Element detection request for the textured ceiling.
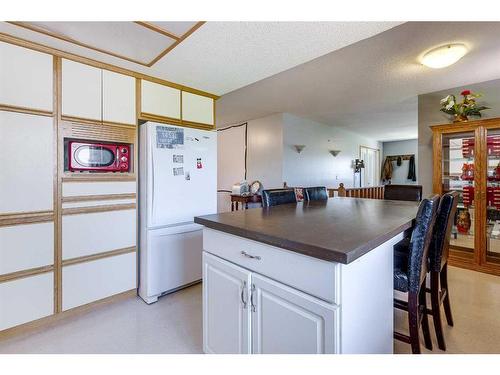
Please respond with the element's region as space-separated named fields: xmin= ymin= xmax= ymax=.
xmin=217 ymin=22 xmax=500 ymax=141
xmin=0 ymin=21 xmax=400 ymax=95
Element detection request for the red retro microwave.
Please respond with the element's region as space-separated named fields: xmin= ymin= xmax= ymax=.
xmin=69 ymin=141 xmax=130 ymax=172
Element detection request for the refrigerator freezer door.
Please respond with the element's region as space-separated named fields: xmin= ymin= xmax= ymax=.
xmin=141 ymin=223 xmax=203 ymax=303
xmin=147 ymin=123 xmax=217 ymax=228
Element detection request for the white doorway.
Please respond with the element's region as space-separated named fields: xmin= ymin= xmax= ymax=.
xmin=360 ymin=146 xmax=380 ymax=187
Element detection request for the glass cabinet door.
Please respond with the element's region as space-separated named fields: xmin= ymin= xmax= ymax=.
xmin=442 ymin=131 xmax=476 ymax=255
xmin=483 ymin=128 xmax=500 ymax=266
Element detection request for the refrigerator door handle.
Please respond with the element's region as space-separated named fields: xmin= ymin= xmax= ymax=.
xmin=150 ymin=131 xmax=155 ymax=221
xmin=157 ymin=228 xmax=201 ymax=237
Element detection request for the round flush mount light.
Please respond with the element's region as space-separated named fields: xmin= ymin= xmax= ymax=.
xmin=421 ymin=44 xmax=468 ymax=69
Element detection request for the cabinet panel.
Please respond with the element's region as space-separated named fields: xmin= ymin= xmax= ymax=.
xmin=62 ymin=181 xmax=136 ymax=197
xmin=0 ymin=112 xmax=53 ymax=213
xmin=182 ymin=91 xmax=214 ymax=125
xmin=251 ymin=273 xmax=338 ymax=354
xmin=0 ymin=42 xmax=53 ymax=111
xmin=0 ymin=222 xmax=54 ymax=274
xmin=62 ymin=59 xmax=101 ymax=121
xmin=141 ymin=80 xmax=180 ymax=119
xmin=0 ymin=272 xmax=54 ymax=331
xmin=62 ymin=252 xmax=136 ymax=310
xmin=62 ymin=209 xmax=136 ymax=260
xmin=102 ymin=70 xmax=136 ymax=125
xmin=203 ymin=252 xmax=251 ymax=354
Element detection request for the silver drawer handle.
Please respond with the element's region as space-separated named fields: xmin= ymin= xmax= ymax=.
xmin=241 ymin=251 xmax=261 ymax=260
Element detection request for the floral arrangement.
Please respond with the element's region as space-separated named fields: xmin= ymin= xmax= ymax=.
xmin=440 ymin=90 xmax=489 ymax=122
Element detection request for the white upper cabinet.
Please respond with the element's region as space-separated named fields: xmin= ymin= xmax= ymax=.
xmin=141 ymin=80 xmax=180 ymax=119
xmin=102 ymin=70 xmax=136 ymax=125
xmin=182 ymin=91 xmax=214 ymax=125
xmin=62 ymin=59 xmax=102 ymax=121
xmin=0 ymin=42 xmax=53 ymax=111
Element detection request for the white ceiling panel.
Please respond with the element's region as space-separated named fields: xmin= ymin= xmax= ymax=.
xmin=26 ymin=22 xmax=176 ymax=64
xmin=150 ymin=21 xmax=199 ymax=38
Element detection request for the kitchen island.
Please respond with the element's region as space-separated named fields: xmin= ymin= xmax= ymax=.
xmin=194 ymin=197 xmax=419 ymax=354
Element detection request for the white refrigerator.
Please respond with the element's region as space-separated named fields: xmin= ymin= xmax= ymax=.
xmin=139 ymin=122 xmax=217 ymax=304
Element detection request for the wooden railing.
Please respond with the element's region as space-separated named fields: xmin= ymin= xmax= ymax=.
xmin=328 ymin=183 xmax=385 ymax=199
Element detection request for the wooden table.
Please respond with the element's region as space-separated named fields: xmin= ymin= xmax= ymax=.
xmin=230 ymin=194 xmax=262 ymax=211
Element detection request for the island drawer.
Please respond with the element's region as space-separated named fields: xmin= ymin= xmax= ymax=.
xmin=203 ymin=228 xmax=339 ymax=304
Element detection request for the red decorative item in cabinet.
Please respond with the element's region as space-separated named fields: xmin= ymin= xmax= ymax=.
xmin=463 ymin=185 xmax=474 ymax=207
xmin=487 ymin=135 xmax=500 ymax=156
xmin=461 ymin=163 xmax=474 ymax=181
xmin=487 ymin=186 xmax=500 ymax=209
xmin=462 ymin=138 xmax=474 ymax=158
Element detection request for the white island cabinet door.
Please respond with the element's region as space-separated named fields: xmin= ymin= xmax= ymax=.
xmin=251 ymin=273 xmax=339 ymax=354
xmin=102 ymin=69 xmax=136 ymax=125
xmin=203 ymin=253 xmax=251 ymax=354
xmin=62 ymin=59 xmax=102 ymax=121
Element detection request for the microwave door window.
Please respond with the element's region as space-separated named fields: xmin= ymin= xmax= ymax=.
xmin=75 ymin=145 xmax=115 ymax=167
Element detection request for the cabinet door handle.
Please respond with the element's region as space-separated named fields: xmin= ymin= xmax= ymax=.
xmin=250 ymin=283 xmax=256 ymax=312
xmin=241 ymin=281 xmax=248 ymax=309
xmin=241 ymin=251 xmax=261 ymax=260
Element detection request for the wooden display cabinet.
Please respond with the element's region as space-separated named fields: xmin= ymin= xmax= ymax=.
xmin=432 ymin=117 xmax=500 ymax=276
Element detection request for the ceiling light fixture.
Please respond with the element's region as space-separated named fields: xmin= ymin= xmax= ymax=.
xmin=421 ymin=44 xmax=468 ymax=69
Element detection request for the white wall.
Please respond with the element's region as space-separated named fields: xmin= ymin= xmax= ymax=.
xmin=382 ymin=139 xmax=418 ymax=185
xmin=217 ymin=113 xmax=283 ymax=212
xmin=282 ymin=113 xmax=382 ymax=189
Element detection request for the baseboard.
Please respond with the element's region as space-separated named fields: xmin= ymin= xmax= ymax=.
xmin=0 ymin=289 xmax=137 ymax=341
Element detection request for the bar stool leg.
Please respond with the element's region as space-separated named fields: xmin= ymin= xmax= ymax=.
xmin=408 ymin=292 xmax=421 ymax=354
xmin=431 ymin=271 xmax=446 ymax=350
xmin=441 ymin=263 xmax=454 ymax=327
xmin=419 ymin=285 xmax=433 ymax=351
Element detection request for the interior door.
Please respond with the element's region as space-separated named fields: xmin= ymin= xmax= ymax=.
xmin=203 ymin=252 xmax=251 ymax=354
xmin=147 ymin=123 xmax=217 ymax=227
xmin=251 ymin=273 xmax=338 ymax=354
xmin=360 ymin=146 xmax=380 ymax=187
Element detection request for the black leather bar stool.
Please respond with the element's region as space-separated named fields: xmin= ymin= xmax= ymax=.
xmin=384 ymin=184 xmax=423 ymax=202
xmin=394 ymin=191 xmax=458 ymax=351
xmin=262 ymin=188 xmax=297 ymax=208
xmin=304 ymin=186 xmax=328 ymax=201
xmin=393 ymin=195 xmax=439 ymax=354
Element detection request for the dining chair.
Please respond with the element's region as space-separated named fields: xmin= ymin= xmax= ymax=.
xmin=304 ymin=186 xmax=328 ymax=201
xmin=262 ymin=188 xmax=297 ymax=208
xmin=394 ymin=191 xmax=458 ymax=350
xmin=393 ymin=195 xmax=440 ymax=354
xmin=384 ymin=184 xmax=423 ymax=202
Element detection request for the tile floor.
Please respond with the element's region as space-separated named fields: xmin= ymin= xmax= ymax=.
xmin=1 ymin=266 xmax=500 ymax=354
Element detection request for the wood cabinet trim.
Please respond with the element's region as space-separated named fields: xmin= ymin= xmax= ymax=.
xmin=0 ymin=265 xmax=54 ymax=284
xmin=62 ymin=174 xmax=136 ymax=183
xmin=0 ymin=104 xmax=53 ymax=117
xmin=62 ymin=246 xmax=137 ymax=267
xmin=62 ymin=193 xmax=136 ymax=203
xmin=0 ymin=211 xmax=54 ymax=227
xmin=62 ymin=203 xmax=136 ymax=216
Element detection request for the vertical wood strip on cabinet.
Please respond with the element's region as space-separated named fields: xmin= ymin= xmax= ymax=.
xmin=54 ymin=56 xmax=63 ymax=313
xmin=475 ymin=125 xmax=486 ymax=266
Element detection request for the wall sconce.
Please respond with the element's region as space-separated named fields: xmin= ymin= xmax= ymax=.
xmin=329 ymin=150 xmax=341 ymax=157
xmin=294 ymin=145 xmax=306 ymax=153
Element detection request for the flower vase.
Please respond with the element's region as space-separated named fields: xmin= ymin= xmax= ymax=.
xmin=454 ymin=114 xmax=468 ymax=123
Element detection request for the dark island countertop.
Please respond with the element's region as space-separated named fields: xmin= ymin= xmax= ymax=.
xmin=194 ymin=197 xmax=419 ymax=264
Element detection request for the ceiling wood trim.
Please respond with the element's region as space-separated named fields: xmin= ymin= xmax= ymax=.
xmin=133 ymin=21 xmax=181 ymax=41
xmin=7 ymin=21 xmax=206 ymax=67
xmin=145 ymin=21 xmax=205 ymax=66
